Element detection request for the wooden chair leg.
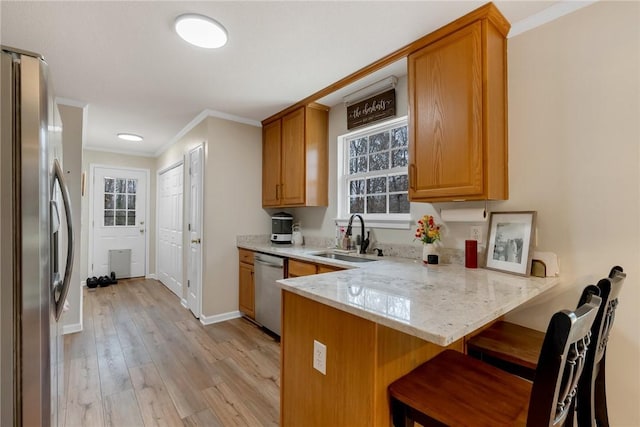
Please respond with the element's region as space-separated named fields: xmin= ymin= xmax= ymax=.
xmin=594 ymin=362 xmax=610 ymax=427
xmin=390 ymin=398 xmax=414 ymax=427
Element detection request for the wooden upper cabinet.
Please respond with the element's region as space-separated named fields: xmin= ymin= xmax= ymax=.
xmin=408 ymin=12 xmax=508 ymax=202
xmin=281 ymin=108 xmax=306 ymax=205
xmin=262 ymin=103 xmax=329 ymax=208
xmin=262 ymin=120 xmax=282 ymax=207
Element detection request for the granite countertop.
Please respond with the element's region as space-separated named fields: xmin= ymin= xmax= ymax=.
xmin=237 ymin=239 xmax=560 ymax=347
xmin=237 ymin=240 xmax=380 ymax=269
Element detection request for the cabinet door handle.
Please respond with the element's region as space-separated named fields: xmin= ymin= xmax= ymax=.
xmin=409 ymin=164 xmax=416 ymax=190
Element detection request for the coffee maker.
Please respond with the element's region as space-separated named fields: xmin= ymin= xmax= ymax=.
xmin=271 ymin=212 xmax=293 ymax=244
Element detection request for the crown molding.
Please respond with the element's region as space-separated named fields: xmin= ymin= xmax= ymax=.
xmin=508 ymin=0 xmax=598 ymax=39
xmin=154 ymin=109 xmax=261 ymax=157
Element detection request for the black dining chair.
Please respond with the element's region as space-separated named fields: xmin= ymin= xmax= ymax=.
xmin=576 ymin=267 xmax=625 ymax=427
xmin=388 ymin=292 xmax=602 ymax=427
xmin=466 ymin=266 xmax=625 ymax=426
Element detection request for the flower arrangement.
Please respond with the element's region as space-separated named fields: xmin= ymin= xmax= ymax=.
xmin=415 ymin=214 xmax=441 ymax=244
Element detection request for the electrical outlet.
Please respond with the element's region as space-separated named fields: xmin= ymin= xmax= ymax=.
xmin=313 ymin=340 xmax=327 ymax=375
xmin=470 ymin=226 xmax=483 ymax=244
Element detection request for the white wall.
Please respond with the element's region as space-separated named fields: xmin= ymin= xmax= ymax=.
xmin=504 ymin=3 xmax=639 ymax=424
xmin=292 ymin=2 xmax=640 ymax=424
xmin=156 ymin=115 xmax=270 ymax=318
xmin=80 ymin=150 xmax=157 ymax=282
xmin=59 ymin=104 xmax=84 ymax=333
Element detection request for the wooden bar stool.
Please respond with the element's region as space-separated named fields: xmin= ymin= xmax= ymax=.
xmin=466 ymin=266 xmax=625 ymax=426
xmin=389 ymin=293 xmax=602 ymax=427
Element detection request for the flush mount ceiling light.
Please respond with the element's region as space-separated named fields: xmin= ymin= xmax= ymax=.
xmin=117 ymin=133 xmax=143 ymax=142
xmin=175 ymin=13 xmax=228 ymax=49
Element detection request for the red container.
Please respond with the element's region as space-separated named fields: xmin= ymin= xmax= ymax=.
xmin=465 ymin=240 xmax=478 ymax=268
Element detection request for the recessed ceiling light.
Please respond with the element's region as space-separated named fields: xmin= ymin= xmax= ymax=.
xmin=175 ymin=13 xmax=228 ymax=49
xmin=117 ymin=133 xmax=143 ymax=142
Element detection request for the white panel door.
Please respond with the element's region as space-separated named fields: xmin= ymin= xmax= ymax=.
xmin=187 ymin=146 xmax=203 ymax=317
xmin=157 ymin=164 xmax=184 ymax=297
xmin=91 ymin=166 xmax=147 ymax=278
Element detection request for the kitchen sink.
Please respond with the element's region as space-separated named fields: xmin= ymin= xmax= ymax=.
xmin=313 ymin=252 xmax=378 ymax=263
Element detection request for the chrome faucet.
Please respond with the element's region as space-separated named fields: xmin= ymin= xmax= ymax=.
xmin=346 ymin=214 xmax=369 ymax=254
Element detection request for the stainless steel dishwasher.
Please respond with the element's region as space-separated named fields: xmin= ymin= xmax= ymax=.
xmin=254 ymin=253 xmax=285 ymax=336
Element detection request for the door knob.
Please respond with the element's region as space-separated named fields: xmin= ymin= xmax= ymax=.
xmin=191 ymin=238 xmax=201 ymax=244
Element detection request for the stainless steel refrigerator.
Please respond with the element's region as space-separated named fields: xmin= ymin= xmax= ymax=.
xmin=1 ymin=46 xmax=74 ymax=426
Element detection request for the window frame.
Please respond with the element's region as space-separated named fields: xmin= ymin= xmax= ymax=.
xmin=103 ymin=176 xmax=138 ymax=227
xmin=336 ymin=116 xmax=411 ymax=229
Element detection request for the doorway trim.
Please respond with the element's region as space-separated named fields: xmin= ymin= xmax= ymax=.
xmin=186 ymin=144 xmax=204 ymax=318
xmin=88 ymin=164 xmax=150 ymax=279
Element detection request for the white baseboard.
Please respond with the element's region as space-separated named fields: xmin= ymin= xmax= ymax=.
xmin=62 ymin=322 xmax=83 ymax=335
xmin=81 ymin=280 xmax=86 ymax=288
xmin=145 ymin=273 xmax=157 ymax=279
xmin=199 ymin=311 xmax=242 ymax=326
xmin=180 ymin=298 xmax=188 ymax=309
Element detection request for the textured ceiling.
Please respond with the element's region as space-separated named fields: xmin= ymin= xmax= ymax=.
xmin=1 ymin=1 xmax=567 ymax=156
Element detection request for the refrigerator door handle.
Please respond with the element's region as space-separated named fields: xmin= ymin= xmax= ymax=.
xmin=52 ymin=158 xmax=74 ymax=321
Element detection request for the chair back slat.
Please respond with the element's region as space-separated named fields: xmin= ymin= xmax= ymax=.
xmin=595 ymin=268 xmax=625 ymax=363
xmin=527 ymin=293 xmax=601 ymax=427
xmin=576 ymin=266 xmax=626 ymax=427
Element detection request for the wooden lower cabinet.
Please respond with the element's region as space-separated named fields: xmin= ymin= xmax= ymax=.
xmin=238 ymin=249 xmax=255 ymax=318
xmin=316 ymin=264 xmax=343 ymax=274
xmin=281 ymin=291 xmax=463 ymax=427
xmin=288 ymin=258 xmax=344 ymax=278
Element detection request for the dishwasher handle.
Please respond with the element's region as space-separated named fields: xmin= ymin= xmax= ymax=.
xmin=254 ymin=258 xmax=284 ymax=269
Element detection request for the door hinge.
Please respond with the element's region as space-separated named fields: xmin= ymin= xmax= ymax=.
xmin=187 ymin=280 xmax=190 ymax=288
xmin=188 ymin=223 xmax=191 ymax=231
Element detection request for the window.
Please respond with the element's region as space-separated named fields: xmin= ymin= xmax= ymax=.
xmin=338 ymin=116 xmax=410 ymax=227
xmin=103 ymin=177 xmax=137 ymax=226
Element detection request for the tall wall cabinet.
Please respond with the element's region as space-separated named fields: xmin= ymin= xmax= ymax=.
xmin=262 ymin=103 xmax=329 ymax=208
xmin=408 ymin=5 xmax=509 ymax=202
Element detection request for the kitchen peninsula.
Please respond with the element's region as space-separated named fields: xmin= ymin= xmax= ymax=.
xmin=238 ymin=241 xmax=559 ymax=426
xmin=276 ymin=255 xmax=558 ymax=426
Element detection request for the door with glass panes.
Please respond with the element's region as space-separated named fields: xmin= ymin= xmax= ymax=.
xmin=91 ymin=166 xmax=147 ymax=278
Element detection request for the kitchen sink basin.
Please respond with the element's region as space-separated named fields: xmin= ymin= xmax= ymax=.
xmin=313 ymin=252 xmax=378 ymax=263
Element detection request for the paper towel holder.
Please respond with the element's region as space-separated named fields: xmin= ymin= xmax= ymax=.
xmin=439 ymin=207 xmax=488 ymax=222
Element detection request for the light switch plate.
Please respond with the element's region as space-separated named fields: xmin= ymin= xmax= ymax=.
xmin=313 ymin=340 xmax=327 ymax=375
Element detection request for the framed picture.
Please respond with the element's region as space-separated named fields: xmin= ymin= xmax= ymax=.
xmin=485 ymin=211 xmax=536 ymax=276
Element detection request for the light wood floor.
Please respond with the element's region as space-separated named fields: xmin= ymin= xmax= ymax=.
xmin=62 ymin=278 xmax=280 ymax=427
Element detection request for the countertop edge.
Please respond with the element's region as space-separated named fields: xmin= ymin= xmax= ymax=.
xmin=277 ymin=277 xmax=559 ymax=346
